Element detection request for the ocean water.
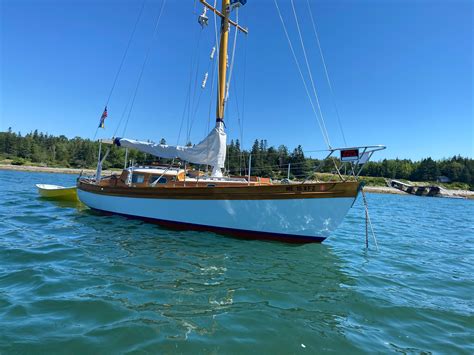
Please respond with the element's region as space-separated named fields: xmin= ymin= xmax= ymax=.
xmin=0 ymin=170 xmax=473 ymax=354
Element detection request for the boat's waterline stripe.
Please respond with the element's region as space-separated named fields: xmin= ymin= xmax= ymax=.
xmin=77 ymin=182 xmax=360 ymax=200
xmin=91 ymin=207 xmax=326 ymax=244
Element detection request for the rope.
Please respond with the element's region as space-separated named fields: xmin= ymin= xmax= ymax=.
xmin=122 ymin=0 xmax=167 ymax=137
xmin=212 ymin=0 xmax=220 ymax=110
xmin=92 ymin=125 xmax=100 ymax=142
xmin=362 ymin=189 xmax=379 ymax=250
xmin=187 ymin=29 xmax=204 ymax=143
xmin=273 ymin=0 xmax=331 ymax=149
xmin=188 ymin=85 xmax=205 ymax=140
xmin=189 ymin=33 xmax=221 ymax=141
xmin=232 ymin=76 xmax=242 ymax=145
xmin=176 ymin=80 xmax=191 ymax=145
xmin=289 ymin=0 xmax=331 ymax=148
xmin=228 ymin=46 xmax=246 ymax=174
xmin=206 ymin=44 xmax=218 ymax=136
xmin=178 ymin=7 xmax=209 ymax=146
xmin=222 ymin=157 xmax=312 ymax=169
xmin=204 ymin=0 xmax=219 ymax=137
xmin=113 ymin=93 xmax=133 ymax=137
xmin=93 ymin=0 xmax=146 ymax=141
xmin=106 ymin=0 xmax=146 ymax=107
xmin=219 ymin=7 xmax=241 ymax=143
xmin=176 ymin=29 xmax=200 ymax=145
xmin=225 ymin=8 xmax=239 ymax=107
xmin=223 ymin=8 xmax=244 ymax=174
xmin=365 ymin=196 xmax=369 ymax=248
xmin=239 ymin=37 xmax=248 ymax=174
xmin=306 ymin=0 xmax=347 ymax=146
xmin=204 ymin=0 xmax=220 ymax=166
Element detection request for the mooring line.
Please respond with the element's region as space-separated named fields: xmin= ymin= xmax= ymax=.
xmin=362 ymin=189 xmax=379 ymax=251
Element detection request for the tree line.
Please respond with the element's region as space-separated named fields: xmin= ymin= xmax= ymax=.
xmin=0 ymin=129 xmax=472 ymax=187
xmin=226 ymin=139 xmax=473 ymax=186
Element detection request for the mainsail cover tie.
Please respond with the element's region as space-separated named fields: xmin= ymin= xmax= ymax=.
xmin=114 ymin=125 xmax=226 ymax=169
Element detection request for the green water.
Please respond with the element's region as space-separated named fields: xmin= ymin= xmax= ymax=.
xmin=0 ymin=170 xmax=473 ymax=354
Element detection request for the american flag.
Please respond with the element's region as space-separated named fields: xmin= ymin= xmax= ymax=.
xmin=99 ymin=106 xmax=108 ymax=128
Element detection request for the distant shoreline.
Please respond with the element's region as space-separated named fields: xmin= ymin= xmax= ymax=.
xmin=1 ymin=164 xmax=472 ymax=199
xmin=0 ymin=164 xmax=117 ymax=176
xmin=360 ymin=186 xmax=473 ymax=199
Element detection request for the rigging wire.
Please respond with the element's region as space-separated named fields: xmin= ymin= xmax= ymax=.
xmin=204 ymin=0 xmax=220 ymax=168
xmin=212 ymin=0 xmax=220 ymax=114
xmin=187 ymin=29 xmax=205 ymax=143
xmin=231 ymin=76 xmax=242 ymax=157
xmin=238 ymin=35 xmax=248 ymax=174
xmin=122 ymin=0 xmax=167 ymax=137
xmin=229 ymin=36 xmax=247 ymax=174
xmin=113 ymin=93 xmax=134 ymax=137
xmin=176 ymin=28 xmax=201 ymax=145
xmin=106 ymin=0 xmax=146 ymax=108
xmin=176 ymin=81 xmax=192 ymax=145
xmin=206 ymin=42 xmax=218 ymax=136
xmin=222 ymin=6 xmax=241 ymax=175
xmin=219 ymin=6 xmax=241 ymax=180
xmin=218 ymin=10 xmax=239 ymax=128
xmin=188 ymin=43 xmax=216 ymax=141
xmin=273 ymin=0 xmax=331 ymax=149
xmin=188 ymin=85 xmax=205 ymax=140
xmin=207 ymin=0 xmax=220 ymax=128
xmin=306 ymin=0 xmax=347 ymax=146
xmin=241 ymin=39 xmax=248 ymax=132
xmin=93 ymin=0 xmax=147 ymax=141
xmin=289 ymin=0 xmax=331 ymax=148
xmin=225 ymin=8 xmax=239 ymax=107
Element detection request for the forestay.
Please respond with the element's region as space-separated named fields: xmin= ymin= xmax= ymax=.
xmin=115 ymin=124 xmax=227 ymax=171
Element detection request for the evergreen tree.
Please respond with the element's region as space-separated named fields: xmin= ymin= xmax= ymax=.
xmin=411 ymin=158 xmax=439 ymax=181
xmin=0 ymin=128 xmax=472 ymax=187
xmin=290 ymin=145 xmax=306 ymax=177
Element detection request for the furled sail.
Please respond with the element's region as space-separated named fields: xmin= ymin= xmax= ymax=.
xmin=114 ymin=124 xmax=226 ymax=170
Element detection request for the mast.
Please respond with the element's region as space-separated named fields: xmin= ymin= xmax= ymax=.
xmin=216 ymin=0 xmax=230 ymax=124
xmin=199 ymin=0 xmax=248 ymax=125
xmin=198 ymin=0 xmax=247 ymax=176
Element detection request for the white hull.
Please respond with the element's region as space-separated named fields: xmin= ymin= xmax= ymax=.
xmin=78 ymin=190 xmax=356 ymax=243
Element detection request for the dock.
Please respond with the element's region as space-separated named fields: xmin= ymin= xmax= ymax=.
xmin=387 ymin=179 xmax=463 ymax=198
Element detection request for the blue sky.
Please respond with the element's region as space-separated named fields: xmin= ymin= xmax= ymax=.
xmin=1 ymin=0 xmax=472 ymax=160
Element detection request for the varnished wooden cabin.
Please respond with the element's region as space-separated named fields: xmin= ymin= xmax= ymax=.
xmin=96 ymin=166 xmax=272 ymax=189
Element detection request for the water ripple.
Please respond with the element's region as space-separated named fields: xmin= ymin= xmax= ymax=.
xmin=0 ymin=170 xmax=473 ymax=353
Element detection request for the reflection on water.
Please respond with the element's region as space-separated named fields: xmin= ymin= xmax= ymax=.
xmin=0 ymin=170 xmax=473 ymax=353
xmin=38 ymin=197 xmax=84 ymax=210
xmin=70 ymin=211 xmax=359 ymax=351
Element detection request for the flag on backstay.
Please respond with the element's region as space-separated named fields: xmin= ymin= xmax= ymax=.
xmin=99 ymin=106 xmax=108 ymax=128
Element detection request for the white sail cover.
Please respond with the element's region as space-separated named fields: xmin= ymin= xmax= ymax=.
xmin=116 ymin=124 xmax=226 ymax=169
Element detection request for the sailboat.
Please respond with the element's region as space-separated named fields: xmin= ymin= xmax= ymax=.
xmin=77 ymin=0 xmax=385 ymax=243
